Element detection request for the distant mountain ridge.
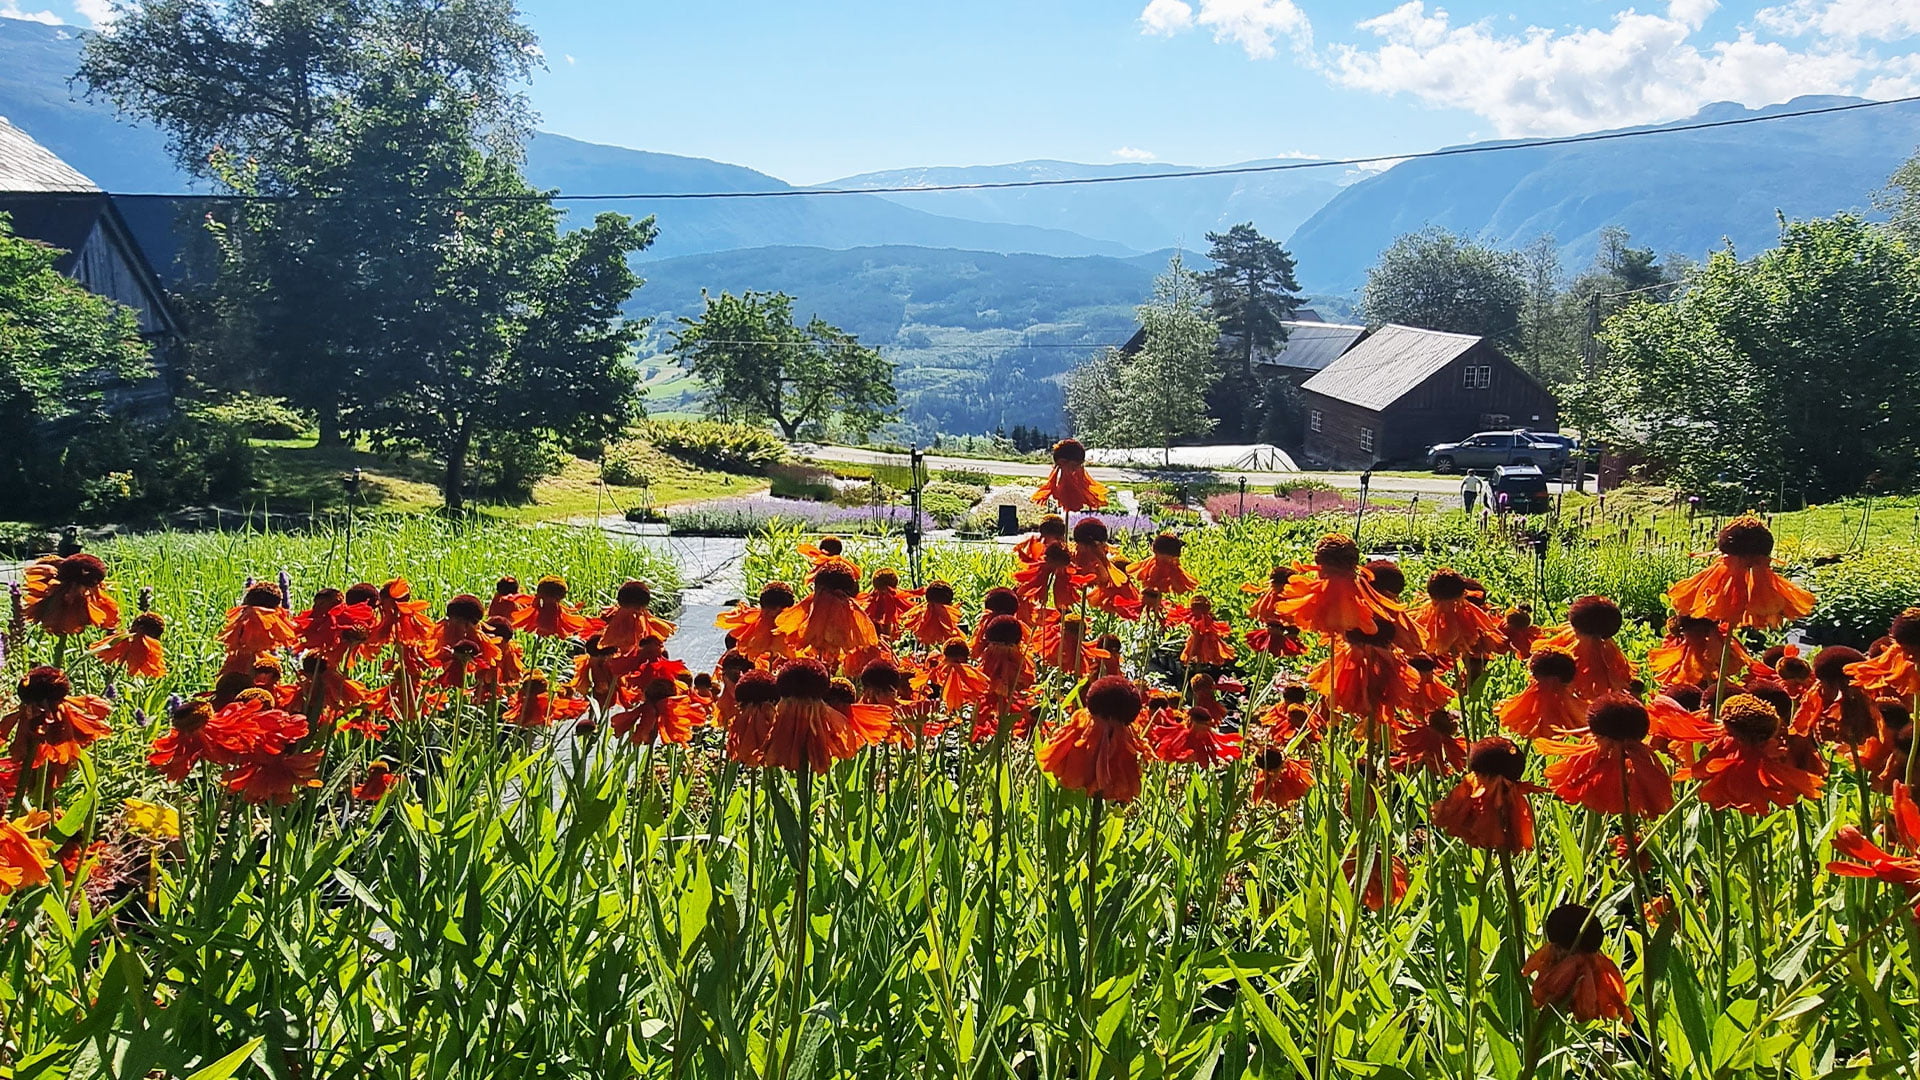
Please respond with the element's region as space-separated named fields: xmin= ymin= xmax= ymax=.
xmin=815 ymin=159 xmax=1354 ymax=254
xmin=1286 ymin=95 xmax=1918 ymax=292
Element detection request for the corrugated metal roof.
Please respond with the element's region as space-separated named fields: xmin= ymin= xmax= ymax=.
xmin=0 ymin=117 xmax=99 ymax=193
xmin=1256 ymin=320 xmax=1368 ymax=373
xmin=1300 ymin=323 xmax=1482 ymax=411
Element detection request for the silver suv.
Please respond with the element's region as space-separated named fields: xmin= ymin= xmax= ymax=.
xmin=1426 ymin=431 xmax=1569 ymax=474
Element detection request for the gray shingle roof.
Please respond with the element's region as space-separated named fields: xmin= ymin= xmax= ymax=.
xmin=1299 ymin=324 xmax=1482 ymax=411
xmin=1255 ymin=320 xmax=1368 ymax=373
xmin=0 ymin=117 xmax=99 ymax=193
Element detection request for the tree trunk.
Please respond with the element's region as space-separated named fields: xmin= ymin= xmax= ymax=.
xmin=776 ymin=415 xmax=801 ymax=441
xmin=316 ymin=386 xmax=344 ymax=447
xmin=443 ymin=417 xmax=474 ymax=512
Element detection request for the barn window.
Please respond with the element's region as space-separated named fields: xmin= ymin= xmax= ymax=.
xmin=1462 ymin=365 xmax=1492 ymax=389
xmin=1309 ymin=409 xmax=1323 ymax=433
xmin=1358 ymin=427 xmax=1374 ymax=453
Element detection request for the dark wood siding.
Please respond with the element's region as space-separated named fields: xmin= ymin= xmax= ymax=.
xmin=1303 ymin=341 xmax=1557 ymax=469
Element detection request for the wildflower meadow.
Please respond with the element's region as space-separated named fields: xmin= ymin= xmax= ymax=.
xmin=3 ymin=448 xmax=1919 ymax=1080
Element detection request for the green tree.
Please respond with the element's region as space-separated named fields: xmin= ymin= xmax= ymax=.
xmin=357 ymin=160 xmax=653 ymax=509
xmin=1580 ymin=214 xmax=1920 ymax=503
xmin=0 ymin=213 xmax=153 ymax=492
xmin=672 ymin=291 xmax=897 ymax=440
xmin=1201 ymin=222 xmax=1302 ymax=440
xmin=1065 ymin=255 xmax=1220 ymax=461
xmin=80 ymin=0 xmax=539 ymax=445
xmin=1877 ymin=150 xmax=1920 ymax=246
xmin=1359 ymin=228 xmax=1525 ymax=344
xmin=1515 ymin=234 xmax=1576 ymax=380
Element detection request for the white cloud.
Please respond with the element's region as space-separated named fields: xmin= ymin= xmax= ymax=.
xmin=1138 ymin=0 xmax=1311 ymax=59
xmin=1756 ymin=0 xmax=1920 ymax=41
xmin=1113 ymin=146 xmax=1159 ymax=160
xmin=70 ymin=0 xmax=113 ymax=25
xmin=1325 ymin=0 xmax=1913 ymax=137
xmin=564 ymin=53 xmax=576 ymax=65
xmin=1 ymin=4 xmax=66 ymax=24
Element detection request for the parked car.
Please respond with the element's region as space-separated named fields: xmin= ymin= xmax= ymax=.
xmin=1426 ymin=430 xmax=1569 ymax=473
xmin=1487 ymin=464 xmax=1553 ymax=513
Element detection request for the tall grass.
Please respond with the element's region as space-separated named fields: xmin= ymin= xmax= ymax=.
xmin=1 ymin=513 xmax=1913 ymax=1078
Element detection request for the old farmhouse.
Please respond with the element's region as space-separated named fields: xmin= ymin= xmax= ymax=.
xmin=0 ymin=116 xmax=181 ymax=416
xmin=1299 ymin=324 xmax=1556 ymax=470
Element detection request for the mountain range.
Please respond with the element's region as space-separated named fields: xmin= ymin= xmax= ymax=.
xmin=3 ymin=13 xmax=1916 ymax=431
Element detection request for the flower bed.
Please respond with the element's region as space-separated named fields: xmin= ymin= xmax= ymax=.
xmin=667 ymin=494 xmax=932 ymax=536
xmin=1205 ymin=489 xmax=1359 ymax=521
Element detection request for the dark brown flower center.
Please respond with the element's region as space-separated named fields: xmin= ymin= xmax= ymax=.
xmin=130 ymin=612 xmax=166 ymax=638
xmin=1717 ymin=515 xmax=1774 ymax=559
xmin=759 ymin=582 xmax=796 ymax=609
xmin=1072 ymin=518 xmax=1110 ymax=545
xmin=982 ymin=587 xmax=1019 ymax=616
xmin=1568 ymin=595 xmax=1623 ymax=639
xmin=926 ymin=581 xmax=956 ymax=606
xmin=983 ymin=614 xmax=1024 ymax=646
xmin=345 ymin=583 xmax=378 ymax=606
xmin=446 ymin=595 xmax=484 ymax=623
xmin=17 ymin=666 xmax=70 ymax=706
xmin=1719 ymin=694 xmax=1780 ymax=743
xmin=872 ymin=569 xmax=900 ymax=589
xmin=942 ymin=639 xmax=972 ymax=662
xmin=859 ymin=659 xmax=903 ymax=693
xmin=1050 ymin=438 xmax=1088 ymax=465
xmin=54 ymin=553 xmax=108 ymax=587
xmin=534 ymin=576 xmax=569 ymax=602
xmin=243 ymin=583 xmax=284 ymax=608
xmin=1544 ymin=903 xmax=1605 ymax=953
xmin=1314 ymin=534 xmax=1360 ymax=572
xmin=617 ymin=581 xmax=653 ymax=608
xmin=814 ymin=560 xmax=860 ymax=596
xmin=775 ymin=658 xmax=833 ymax=700
xmin=1365 ymin=559 xmax=1405 ymax=597
xmin=735 ymin=670 xmax=779 ymax=706
xmin=1086 ymin=675 xmax=1144 ymax=725
xmin=494 ymin=577 xmax=520 ymax=597
xmin=1587 ymin=693 xmax=1650 ymax=742
xmin=1152 ymin=532 xmax=1185 ymax=558
xmin=1468 ymin=736 xmax=1526 ymax=780
xmin=817 ymin=536 xmax=844 ymax=556
xmin=1892 ymin=607 xmax=1920 ymax=651
xmin=1427 ymin=569 xmax=1470 ymax=601
xmin=1812 ymin=646 xmax=1865 ymax=686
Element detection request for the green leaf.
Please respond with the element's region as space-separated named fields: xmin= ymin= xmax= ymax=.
xmin=184 ymin=1037 xmax=264 ymax=1080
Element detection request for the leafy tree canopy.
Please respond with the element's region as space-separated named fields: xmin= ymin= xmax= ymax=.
xmin=672 ymin=290 xmax=897 ymax=441
xmin=1066 ymin=254 xmax=1220 ymax=461
xmin=1359 ymin=227 xmax=1525 ymax=345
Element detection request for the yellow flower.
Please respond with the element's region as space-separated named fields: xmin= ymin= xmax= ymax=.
xmin=122 ymin=798 xmax=180 ymax=840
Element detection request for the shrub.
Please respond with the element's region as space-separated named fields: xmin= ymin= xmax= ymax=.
xmin=768 ymin=463 xmax=836 ymax=502
xmin=470 ymin=432 xmax=568 ymax=502
xmin=5 ymin=411 xmax=259 ymax=522
xmin=601 ymin=439 xmax=657 ymax=488
xmin=921 ymin=490 xmax=975 ymax=527
xmin=644 ymin=419 xmax=787 ymax=473
xmin=936 ymin=468 xmax=992 ymax=490
xmin=189 ymin=392 xmax=313 ymax=440
xmin=1801 ymin=547 xmax=1920 ymax=647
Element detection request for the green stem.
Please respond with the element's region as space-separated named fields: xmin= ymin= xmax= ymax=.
xmin=771 ymin=767 xmax=813 ymax=1080
xmin=1081 ymin=796 xmax=1104 ymax=1080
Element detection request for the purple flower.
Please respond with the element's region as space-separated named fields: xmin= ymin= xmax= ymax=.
xmin=668 ymin=495 xmax=934 ymax=534
xmin=278 ymin=570 xmax=293 ymax=608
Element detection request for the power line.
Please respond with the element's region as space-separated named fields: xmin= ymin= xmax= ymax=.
xmin=100 ymin=93 xmax=1920 ymax=204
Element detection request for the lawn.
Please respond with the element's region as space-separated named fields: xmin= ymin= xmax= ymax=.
xmin=3 ymin=504 xmax=1918 ymax=1077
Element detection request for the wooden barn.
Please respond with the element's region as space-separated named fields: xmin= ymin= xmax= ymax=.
xmin=0 ymin=116 xmax=181 ymax=417
xmin=1299 ymin=324 xmax=1556 ymax=469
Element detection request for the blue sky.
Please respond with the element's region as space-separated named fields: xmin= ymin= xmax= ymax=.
xmin=11 ymin=0 xmax=1920 ymax=182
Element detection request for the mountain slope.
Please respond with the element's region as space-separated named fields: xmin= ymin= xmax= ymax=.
xmin=0 ymin=16 xmax=1133 ymax=261
xmin=1288 ymin=96 xmax=1917 ymax=294
xmin=631 ymin=245 xmax=1166 ymax=434
xmin=817 ymin=159 xmax=1350 ymax=253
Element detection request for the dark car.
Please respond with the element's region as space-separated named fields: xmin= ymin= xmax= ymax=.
xmin=1426 ymin=430 xmax=1568 ymax=473
xmin=1487 ymin=465 xmax=1553 ymax=513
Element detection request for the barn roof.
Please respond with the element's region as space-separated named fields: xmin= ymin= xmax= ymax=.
xmin=1256 ymin=320 xmax=1368 ymax=374
xmin=0 ymin=116 xmax=100 ymax=193
xmin=1300 ymin=324 xmax=1483 ymax=412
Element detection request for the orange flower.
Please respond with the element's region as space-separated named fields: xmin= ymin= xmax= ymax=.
xmin=1272 ymin=535 xmax=1403 ymax=636
xmin=1013 ymin=515 xmax=1070 ymax=566
xmin=1032 ymin=438 xmax=1109 ymax=511
xmin=1148 ymin=704 xmax=1241 ymax=766
xmin=1035 ymin=612 xmax=1107 ymax=677
xmin=223 ymin=747 xmax=325 ymax=805
xmin=1792 ymin=645 xmax=1880 ymax=744
xmin=1036 ymin=675 xmax=1148 ymax=802
xmin=920 ymin=638 xmax=995 ymax=713
xmin=21 ymin=553 xmax=120 ymax=635
xmin=471 ymin=618 xmax=525 ymax=702
xmin=503 ymin=671 xmax=587 ymax=728
xmin=859 ymin=568 xmax=918 ymax=639
xmin=1523 ymin=904 xmax=1632 ymax=1022
xmin=0 ymin=811 xmax=53 ymax=895
xmin=1646 ymin=615 xmax=1759 ymax=689
xmin=1014 ymin=541 xmax=1095 ymax=611
xmin=1342 ymin=850 xmax=1408 ymax=911
xmin=901 ymin=581 xmax=964 ymax=650
xmin=762 ymin=659 xmax=891 ymax=772
xmin=1069 ymin=517 xmax=1126 ymax=587
xmin=567 ymin=635 xmax=625 ymax=708
xmin=1499 ymin=648 xmax=1586 ymax=738
xmin=1847 ymin=608 xmax=1920 ymax=698
xmin=1242 ymin=566 xmax=1295 ymax=624
xmin=599 ymin=580 xmax=677 ymax=654
xmin=1168 ymin=595 xmax=1236 ymax=666
xmin=1543 ymin=694 xmax=1674 ymax=817
xmin=222 ymin=582 xmax=297 ymax=664
xmin=716 ymin=582 xmax=799 ymax=663
xmin=513 ymin=575 xmax=598 ymax=640
xmin=1128 ymin=533 xmax=1199 ymax=596
xmin=1307 ymin=625 xmax=1423 ymax=731
xmin=1246 ymin=620 xmax=1307 ymax=659
xmin=1432 ymin=737 xmax=1545 ymax=851
xmin=1537 ymin=597 xmax=1636 ymax=699
xmin=488 ymin=576 xmax=530 ymax=622
xmin=294 ymin=588 xmax=346 ymax=655
xmin=432 ymin=595 xmax=501 ymax=674
xmin=611 ymin=676 xmax=710 ymax=746
xmin=368 ymin=578 xmax=435 ymax=651
xmin=1691 ymin=695 xmax=1825 ymax=814
xmin=1392 ymin=709 xmax=1467 ymax=777
xmin=777 ymin=557 xmax=880 ymax=662
xmin=1666 ymin=515 xmax=1814 ymax=628
xmin=1087 ymin=556 xmax=1145 ymax=620
xmin=796 ymin=535 xmax=851 ymax=576
xmin=351 ymin=761 xmax=402 ymax=802
xmin=149 ymin=694 xmax=305 ymax=781
xmin=1827 ymin=782 xmax=1920 ymax=918
xmin=90 ymin=611 xmax=167 ymax=679
xmin=1249 ymin=747 xmax=1314 ymax=808
xmin=1502 ymin=605 xmax=1542 ymax=658
xmin=726 ymin=670 xmax=781 ymax=766
xmin=976 ymin=615 xmax=1036 ymax=705
xmin=1 ymin=666 xmax=112 ymax=779
xmin=1410 ymin=569 xmax=1503 ymax=660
